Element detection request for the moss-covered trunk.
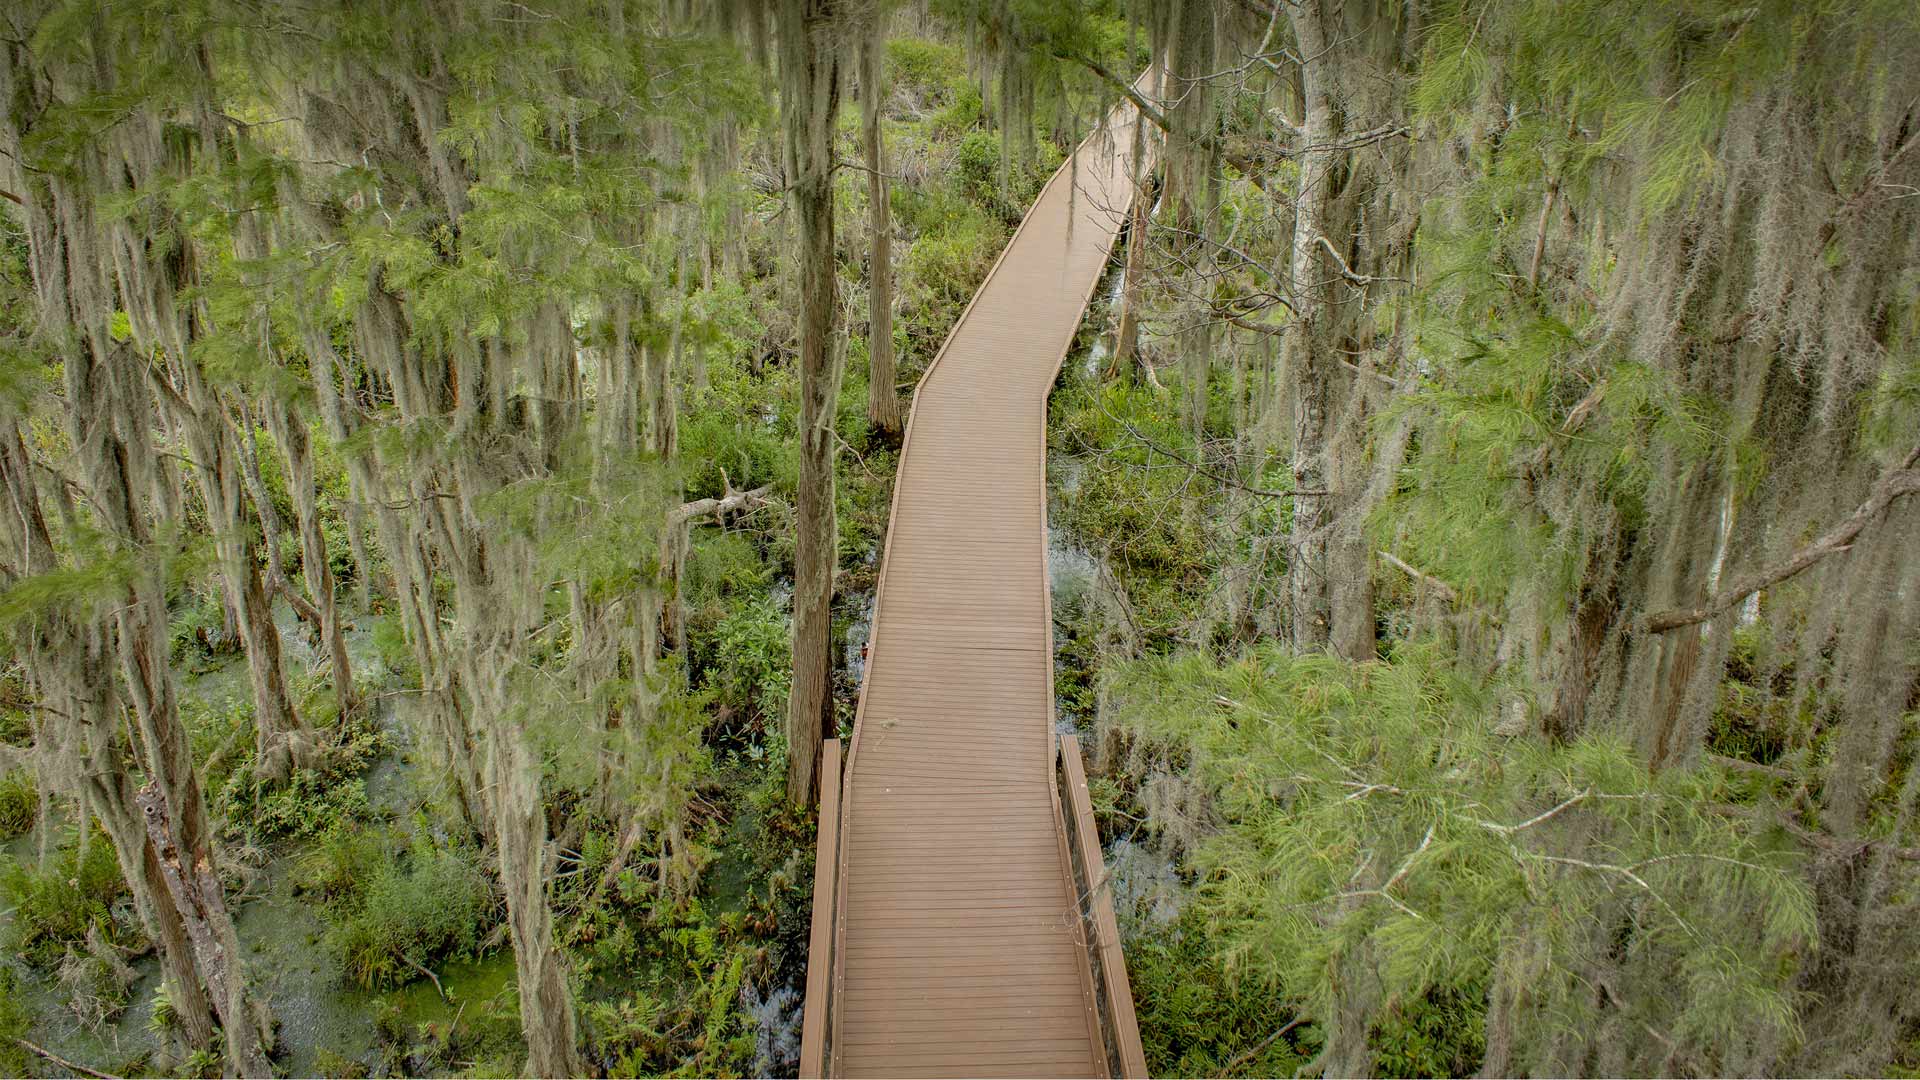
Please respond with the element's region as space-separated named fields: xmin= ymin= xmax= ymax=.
xmin=780 ymin=0 xmax=845 ymax=806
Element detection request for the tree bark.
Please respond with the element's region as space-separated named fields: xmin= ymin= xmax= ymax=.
xmin=0 ymin=420 xmax=222 ymax=1058
xmin=861 ymin=20 xmax=903 ymax=441
xmin=780 ymin=0 xmax=846 ymax=806
xmin=1279 ymin=0 xmax=1403 ymax=662
xmin=263 ymin=402 xmax=358 ymax=717
xmin=1282 ymin=0 xmax=1339 ymax=652
xmin=1110 ymin=176 xmax=1152 ymax=380
xmin=10 ymin=142 xmax=274 ymax=1065
xmin=491 ymin=717 xmax=582 ymax=1078
xmin=153 ymin=359 xmax=307 ymax=780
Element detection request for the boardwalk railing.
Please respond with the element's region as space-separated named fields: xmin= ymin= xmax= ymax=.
xmin=799 ymin=738 xmax=843 ymax=1079
xmin=1058 ymin=735 xmax=1149 ymax=1078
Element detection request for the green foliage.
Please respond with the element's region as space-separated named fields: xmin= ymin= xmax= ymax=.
xmin=298 ymin=824 xmax=393 ymax=904
xmin=708 ymin=594 xmax=792 ymax=724
xmin=316 ymin=825 xmax=496 ymax=990
xmin=1409 ymin=0 xmax=1880 ymax=213
xmin=685 ymin=532 xmax=772 ymax=612
xmin=0 ymin=769 xmax=35 ymax=838
xmin=897 ymin=192 xmax=1002 ymax=342
xmin=584 ymin=994 xmax=672 ymax=1078
xmin=180 ymin=1047 xmax=225 ymax=1079
xmin=1103 ymin=641 xmax=1816 ymax=1073
xmin=950 ymin=128 xmax=1059 ymax=222
xmin=1050 ymin=379 xmax=1215 ymax=637
xmin=1125 ymin=907 xmax=1312 ymax=1076
xmin=953 ymin=129 xmax=1003 ymax=203
xmin=0 ymin=831 xmax=132 ymax=966
xmin=579 ymin=898 xmax=762 ymax=1077
xmin=1371 ymin=986 xmax=1487 ymax=1078
xmin=0 ymin=968 xmax=31 ymax=1077
xmin=169 ymin=585 xmax=231 ymax=663
xmin=311 ymin=1047 xmax=371 ymax=1079
xmin=1707 ymin=625 xmax=1815 ymax=768
xmin=930 ymin=82 xmax=985 ymax=137
xmin=368 ymin=609 xmax=416 ymax=680
xmin=194 ymin=693 xmax=383 ymax=842
xmin=886 ymin=37 xmax=969 ymax=104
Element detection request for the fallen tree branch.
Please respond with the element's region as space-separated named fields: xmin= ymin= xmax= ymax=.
xmin=1642 ymin=447 xmax=1920 ymax=633
xmin=1376 ymin=549 xmax=1459 ymax=603
xmin=667 ymin=484 xmax=773 ymax=529
xmin=18 ymin=1039 xmax=123 ymax=1080
xmin=402 ymin=953 xmax=449 ymax=1001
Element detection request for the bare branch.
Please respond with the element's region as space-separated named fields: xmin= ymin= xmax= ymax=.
xmin=1376 ymin=549 xmax=1459 ymax=603
xmin=18 ymin=1038 xmax=122 ymax=1079
xmin=1474 ymin=788 xmax=1590 ymax=835
xmin=1096 ymin=398 xmax=1330 ymax=499
xmin=1642 ymin=447 xmax=1920 ymax=633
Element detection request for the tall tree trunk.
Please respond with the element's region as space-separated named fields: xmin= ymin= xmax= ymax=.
xmin=780 ymin=0 xmax=846 ymax=806
xmin=861 ymin=16 xmax=903 ymax=441
xmin=159 ymin=367 xmax=306 ymax=778
xmin=1282 ymin=0 xmax=1339 ymax=652
xmin=1110 ymin=182 xmax=1152 ymax=381
xmin=486 ymin=689 xmax=582 ymax=1078
xmin=73 ymin=340 xmax=274 ymax=1076
xmin=6 ymin=136 xmax=275 ymax=1064
xmin=0 ymin=420 xmax=223 ymax=1058
xmin=1279 ymin=0 xmax=1399 ymax=662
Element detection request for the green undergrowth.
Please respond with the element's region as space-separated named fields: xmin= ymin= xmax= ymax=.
xmin=1125 ymin=906 xmax=1313 ymax=1075
xmin=301 ymin=822 xmax=497 ymax=992
xmin=0 ymin=769 xmax=33 ymax=838
xmin=1049 ymin=361 xmax=1225 ymax=642
xmin=0 ymin=828 xmax=136 ymax=968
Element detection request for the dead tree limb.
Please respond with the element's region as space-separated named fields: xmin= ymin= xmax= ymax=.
xmin=1642 ymin=447 xmax=1920 ymax=633
xmin=1376 ymin=549 xmax=1459 ymax=603
xmin=666 ymin=484 xmax=773 ymax=529
xmin=18 ymin=1039 xmax=124 ymax=1079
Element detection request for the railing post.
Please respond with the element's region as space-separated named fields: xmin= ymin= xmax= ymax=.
xmin=799 ymin=738 xmax=843 ymax=1079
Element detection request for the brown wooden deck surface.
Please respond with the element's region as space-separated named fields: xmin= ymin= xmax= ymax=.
xmin=827 ymin=93 xmax=1152 ymax=1078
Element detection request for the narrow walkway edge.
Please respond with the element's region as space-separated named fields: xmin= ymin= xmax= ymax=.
xmin=801 ymin=73 xmax=1161 ymax=1079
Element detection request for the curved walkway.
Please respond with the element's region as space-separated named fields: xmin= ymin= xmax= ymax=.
xmin=803 ymin=86 xmax=1157 ymax=1078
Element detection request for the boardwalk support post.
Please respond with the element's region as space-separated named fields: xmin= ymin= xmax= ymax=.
xmin=799 ymin=738 xmax=843 ymax=1079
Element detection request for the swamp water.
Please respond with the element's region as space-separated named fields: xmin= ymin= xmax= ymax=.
xmin=1 ymin=605 xmax=517 ymax=1077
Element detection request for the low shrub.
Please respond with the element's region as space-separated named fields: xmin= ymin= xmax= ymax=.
xmin=0 ymin=833 xmax=131 ymax=966
xmin=0 ymin=769 xmax=34 ymax=838
xmin=886 ymin=37 xmax=968 ymax=105
xmin=322 ymin=829 xmax=496 ymax=989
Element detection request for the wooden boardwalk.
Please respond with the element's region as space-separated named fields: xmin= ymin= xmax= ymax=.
xmin=801 ymin=85 xmax=1157 ymax=1078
